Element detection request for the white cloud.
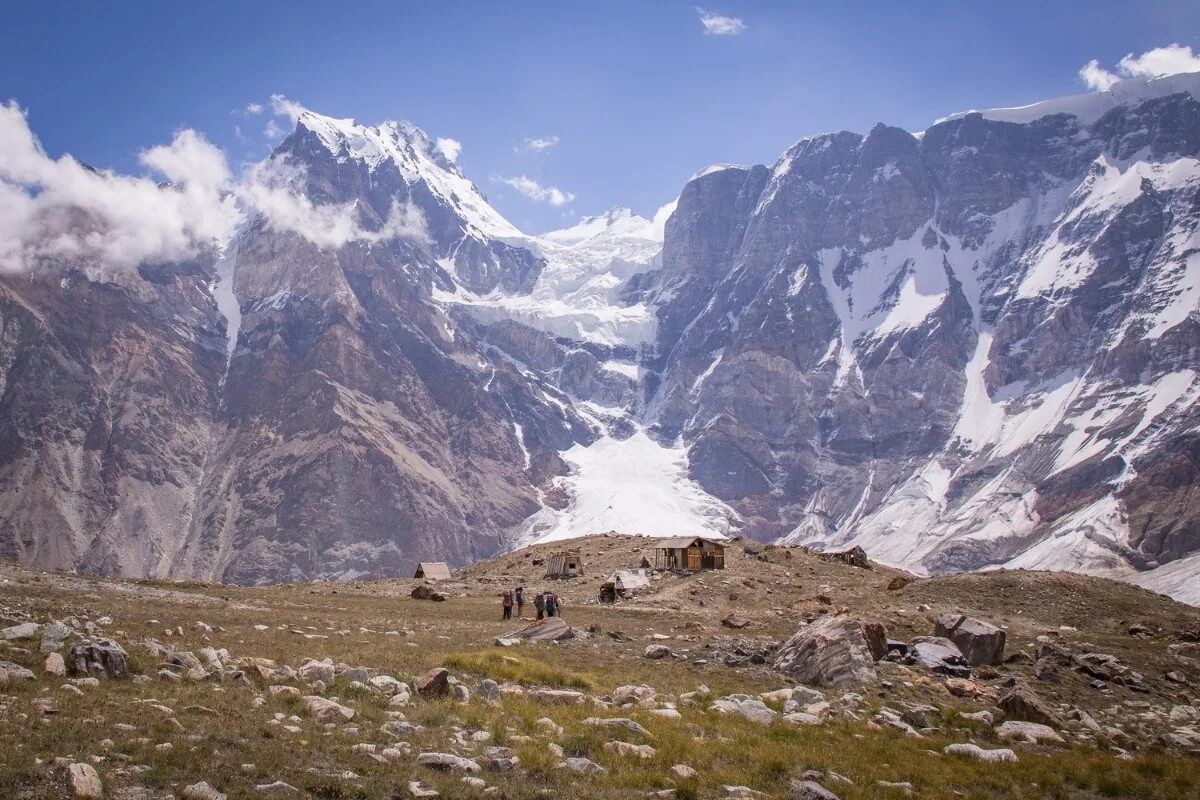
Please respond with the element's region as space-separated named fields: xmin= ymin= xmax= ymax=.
xmin=0 ymin=102 xmax=430 ymax=274
xmin=269 ymin=93 xmax=308 ymax=122
xmin=696 ymin=7 xmax=746 ymax=35
xmin=435 ymin=137 xmax=462 ymax=162
xmin=523 ymin=135 xmax=560 ymax=152
xmin=498 ymin=175 xmax=575 ymax=206
xmin=239 ymin=157 xmax=428 ymax=249
xmin=0 ymin=101 xmax=241 ymax=274
xmin=263 ymin=119 xmax=284 ymax=140
xmin=245 ymin=102 xmax=263 ymax=115
xmin=1079 ymin=44 xmax=1200 ymax=91
xmin=1078 ymin=59 xmax=1120 ymax=92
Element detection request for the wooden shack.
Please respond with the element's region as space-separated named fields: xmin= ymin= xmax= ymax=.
xmin=653 ymin=537 xmax=726 ymax=571
xmin=599 ymin=569 xmax=651 ymax=603
xmin=413 ymin=561 xmax=452 ymax=581
xmin=543 ymin=551 xmax=584 ymax=579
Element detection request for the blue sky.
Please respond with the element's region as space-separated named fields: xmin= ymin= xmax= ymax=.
xmin=2 ymin=1 xmax=1198 ymax=233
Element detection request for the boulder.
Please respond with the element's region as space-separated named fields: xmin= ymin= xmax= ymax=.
xmin=583 ymin=716 xmax=651 ymax=737
xmin=999 ymin=684 xmax=1062 ymax=727
xmin=644 ymin=644 xmax=672 ymax=660
xmin=0 ymin=622 xmax=40 ymax=640
xmin=906 ymin=637 xmax=970 ymax=678
xmin=996 ymin=721 xmax=1065 ymax=744
xmin=40 ymin=621 xmax=71 ymax=653
xmin=944 ymin=743 xmax=1017 ymax=762
xmin=44 ymin=652 xmax=66 ymax=677
xmin=411 ymin=584 xmax=446 ymax=601
xmin=182 ymin=783 xmax=228 ymax=800
xmin=935 ymin=614 xmax=1006 ymax=665
xmin=67 ymin=639 xmax=130 ymax=679
xmin=788 ymin=781 xmax=842 ymax=800
xmin=772 ymin=615 xmax=878 ymax=688
xmin=417 ymin=752 xmax=481 ymax=773
xmin=710 ymin=695 xmax=777 ymax=725
xmin=416 ymin=667 xmax=451 ymax=698
xmin=604 ymin=740 xmax=656 ymax=759
xmin=67 ymin=763 xmax=103 ymax=799
xmin=501 ymin=616 xmax=575 ymax=642
xmin=303 ymin=695 xmax=355 ymax=722
xmin=531 ymin=688 xmax=587 ymax=704
xmin=558 ymin=757 xmax=606 ymax=775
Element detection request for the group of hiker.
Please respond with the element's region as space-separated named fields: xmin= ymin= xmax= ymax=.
xmin=501 ymin=585 xmax=562 ymax=621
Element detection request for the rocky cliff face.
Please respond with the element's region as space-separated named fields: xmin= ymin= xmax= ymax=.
xmin=645 ymin=76 xmax=1200 ymax=596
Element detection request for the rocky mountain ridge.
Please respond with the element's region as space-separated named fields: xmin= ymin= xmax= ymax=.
xmin=0 ymin=74 xmax=1198 ymax=602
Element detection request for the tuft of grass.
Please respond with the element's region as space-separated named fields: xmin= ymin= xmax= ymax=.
xmin=443 ymin=648 xmax=597 ymax=689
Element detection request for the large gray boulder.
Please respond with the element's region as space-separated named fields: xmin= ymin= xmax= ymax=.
xmin=773 ymin=615 xmax=879 ymax=688
xmin=67 ymin=638 xmax=130 ymax=679
xmin=501 ymin=616 xmax=575 ymax=642
xmin=935 ymin=614 xmax=1006 ymax=665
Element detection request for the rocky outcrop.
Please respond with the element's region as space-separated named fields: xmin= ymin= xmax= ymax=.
xmin=772 ymin=615 xmax=881 ymax=687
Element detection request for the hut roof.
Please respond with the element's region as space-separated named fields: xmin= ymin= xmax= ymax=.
xmin=654 ymin=536 xmax=725 ymax=550
xmin=414 ymin=561 xmax=452 ymax=580
xmin=604 ymin=569 xmax=650 ymax=591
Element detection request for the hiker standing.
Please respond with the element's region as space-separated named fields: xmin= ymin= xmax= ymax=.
xmin=552 ymin=591 xmax=563 ymax=619
xmin=544 ymin=591 xmax=558 ymax=618
xmin=533 ymin=591 xmax=545 ymax=620
xmin=515 ymin=585 xmax=525 ymax=618
xmin=501 ymin=588 xmax=514 ymax=621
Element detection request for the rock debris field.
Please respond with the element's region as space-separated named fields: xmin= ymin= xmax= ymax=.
xmin=0 ymin=535 xmax=1197 ymax=799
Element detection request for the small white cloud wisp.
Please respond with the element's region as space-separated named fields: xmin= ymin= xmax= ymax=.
xmin=498 ymin=175 xmax=575 ymax=206
xmin=1079 ymin=44 xmax=1200 ymax=91
xmin=0 ymin=101 xmax=429 ymax=274
xmin=435 ymin=137 xmax=462 ymax=162
xmin=696 ymin=7 xmax=746 ymax=36
xmin=523 ymin=135 xmax=560 ymax=152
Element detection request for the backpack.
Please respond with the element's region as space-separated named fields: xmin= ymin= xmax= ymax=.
xmin=533 ymin=593 xmax=545 ymax=610
xmin=515 ymin=587 xmax=525 ymax=603
xmin=502 ymin=590 xmax=513 ymax=606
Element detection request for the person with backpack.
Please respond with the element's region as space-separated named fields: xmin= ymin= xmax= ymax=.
xmin=515 ymin=585 xmax=525 ymax=618
xmin=533 ymin=591 xmax=546 ymax=620
xmin=501 ymin=588 xmax=514 ymax=621
xmin=544 ymin=591 xmax=558 ymax=618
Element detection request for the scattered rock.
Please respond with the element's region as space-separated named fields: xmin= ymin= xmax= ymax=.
xmin=644 ymin=644 xmax=672 ymax=660
xmin=670 ymin=764 xmax=699 ymax=781
xmin=410 ymin=584 xmax=446 ymax=601
xmin=583 ymin=716 xmax=651 ymax=737
xmin=710 ymin=695 xmax=777 ymax=725
xmin=604 ymin=740 xmax=656 ymax=759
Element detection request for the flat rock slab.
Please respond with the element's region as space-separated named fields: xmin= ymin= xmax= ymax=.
xmin=501 ymin=616 xmax=575 ymax=642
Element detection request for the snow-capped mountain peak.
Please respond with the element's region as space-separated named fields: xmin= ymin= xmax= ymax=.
xmin=291 ymin=109 xmax=522 ymax=241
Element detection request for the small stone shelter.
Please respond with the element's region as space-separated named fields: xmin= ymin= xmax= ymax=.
xmin=543 ymin=551 xmax=584 ymax=579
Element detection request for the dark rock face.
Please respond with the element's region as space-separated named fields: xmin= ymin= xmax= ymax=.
xmin=646 ymin=89 xmax=1200 ymax=586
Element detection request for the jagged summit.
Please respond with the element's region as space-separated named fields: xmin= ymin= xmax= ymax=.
xmin=288 ymin=108 xmax=522 ymax=242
